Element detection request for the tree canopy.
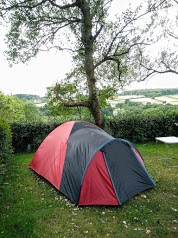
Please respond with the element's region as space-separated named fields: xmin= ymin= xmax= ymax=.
xmin=1 ymin=0 xmax=178 ymax=129
xmin=0 ymin=91 xmax=45 ymax=123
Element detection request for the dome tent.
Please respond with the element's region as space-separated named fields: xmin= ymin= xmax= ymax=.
xmin=29 ymin=121 xmax=156 ymax=205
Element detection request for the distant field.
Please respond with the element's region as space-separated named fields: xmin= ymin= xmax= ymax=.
xmin=108 ymin=94 xmax=178 ymax=106
xmin=155 ymin=96 xmax=178 ymax=104
xmin=168 ymin=95 xmax=178 ymax=99
xmin=35 ymin=103 xmax=46 ymax=107
xmin=130 ymin=97 xmax=159 ymax=104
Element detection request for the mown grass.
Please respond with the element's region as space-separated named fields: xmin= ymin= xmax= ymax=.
xmin=1 ymin=143 xmax=178 ymax=238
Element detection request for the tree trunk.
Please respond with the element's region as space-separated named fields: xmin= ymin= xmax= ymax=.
xmin=80 ymin=0 xmax=108 ymax=131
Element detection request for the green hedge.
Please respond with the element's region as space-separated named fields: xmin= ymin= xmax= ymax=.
xmin=11 ymin=114 xmax=178 ymax=153
xmin=11 ymin=122 xmax=60 ymax=153
xmin=0 ymin=118 xmax=13 ymax=182
xmin=109 ymin=114 xmax=178 ymax=142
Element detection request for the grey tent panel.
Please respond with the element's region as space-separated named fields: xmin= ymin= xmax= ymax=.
xmin=102 ymin=140 xmax=155 ymax=204
xmin=60 ymin=122 xmax=114 ymax=203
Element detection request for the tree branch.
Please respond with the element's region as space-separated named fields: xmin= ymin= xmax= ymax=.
xmin=93 ymin=25 xmax=104 ymax=42
xmin=94 ymin=0 xmax=174 ymax=70
xmin=1 ymin=0 xmax=47 ymax=11
xmin=63 ymin=101 xmax=89 ymax=107
xmin=172 ymin=0 xmax=178 ymax=4
xmin=139 ymin=61 xmax=178 ymax=82
xmin=1 ymin=0 xmax=79 ymax=11
xmin=94 ymin=41 xmax=151 ymax=68
xmin=166 ymin=30 xmax=178 ymax=39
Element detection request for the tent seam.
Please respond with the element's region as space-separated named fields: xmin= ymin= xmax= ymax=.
xmin=103 ymin=152 xmax=122 ymax=205
xmin=77 ymin=138 xmax=115 ymax=204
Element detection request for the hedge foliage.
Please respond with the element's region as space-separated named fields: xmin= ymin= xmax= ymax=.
xmin=109 ymin=113 xmax=178 ymax=142
xmin=11 ymin=122 xmax=61 ymax=153
xmin=10 ymin=113 xmax=178 ymax=153
xmin=0 ymin=118 xmax=13 ymax=183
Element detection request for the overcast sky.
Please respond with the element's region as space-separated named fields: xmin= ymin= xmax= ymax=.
xmin=0 ymin=0 xmax=178 ymax=97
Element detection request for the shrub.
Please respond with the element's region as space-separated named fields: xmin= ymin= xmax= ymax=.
xmin=11 ymin=122 xmax=61 ymax=153
xmin=0 ymin=117 xmax=13 ymax=186
xmin=109 ymin=113 xmax=178 ymax=143
xmin=11 ymin=113 xmax=178 ymax=153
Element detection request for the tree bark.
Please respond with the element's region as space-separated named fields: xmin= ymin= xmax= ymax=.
xmin=79 ymin=0 xmax=107 ymax=130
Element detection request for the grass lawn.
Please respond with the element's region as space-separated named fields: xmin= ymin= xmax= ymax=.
xmin=1 ymin=143 xmax=178 ymax=238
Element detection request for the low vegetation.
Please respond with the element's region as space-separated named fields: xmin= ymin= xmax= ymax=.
xmin=10 ymin=112 xmax=178 ymax=153
xmin=1 ymin=143 xmax=178 ymax=238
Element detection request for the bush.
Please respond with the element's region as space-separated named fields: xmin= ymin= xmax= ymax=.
xmin=0 ymin=118 xmax=13 ymax=186
xmin=109 ymin=113 xmax=178 ymax=142
xmin=10 ymin=113 xmax=178 ymax=153
xmin=11 ymin=122 xmax=61 ymax=153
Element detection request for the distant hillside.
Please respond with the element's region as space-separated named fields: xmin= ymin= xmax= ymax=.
xmin=14 ymin=94 xmax=48 ymax=104
xmin=120 ymin=88 xmax=178 ymax=98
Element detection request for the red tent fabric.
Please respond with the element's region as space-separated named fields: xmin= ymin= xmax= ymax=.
xmin=30 ymin=121 xmax=75 ymax=189
xmin=79 ymin=151 xmax=119 ymax=205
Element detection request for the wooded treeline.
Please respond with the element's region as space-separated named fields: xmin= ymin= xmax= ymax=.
xmin=120 ymin=88 xmax=178 ymax=97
